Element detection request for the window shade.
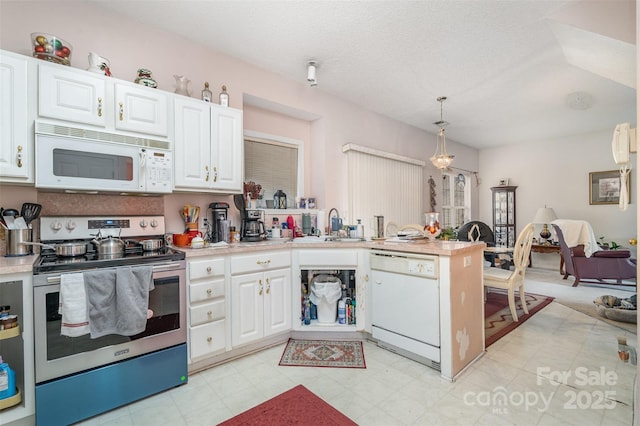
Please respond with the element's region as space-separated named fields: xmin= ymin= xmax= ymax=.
xmin=244 ymin=138 xmax=297 ymax=204
xmin=345 ymin=145 xmax=424 ymax=237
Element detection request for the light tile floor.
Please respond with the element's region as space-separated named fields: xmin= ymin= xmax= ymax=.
xmin=80 ymin=283 xmax=637 ymax=425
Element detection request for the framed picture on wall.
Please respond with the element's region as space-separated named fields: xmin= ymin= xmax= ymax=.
xmin=589 ymin=170 xmax=631 ymax=205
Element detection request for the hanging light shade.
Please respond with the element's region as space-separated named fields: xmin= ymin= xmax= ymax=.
xmin=430 ymin=96 xmax=454 ymax=169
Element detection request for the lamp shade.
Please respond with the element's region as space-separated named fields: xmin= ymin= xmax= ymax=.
xmin=532 ymin=207 xmax=557 ymax=224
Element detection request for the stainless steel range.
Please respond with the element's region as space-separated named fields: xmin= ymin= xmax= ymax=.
xmin=33 ymin=216 xmax=187 ymax=426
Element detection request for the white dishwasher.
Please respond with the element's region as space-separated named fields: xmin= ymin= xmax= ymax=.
xmin=370 ymin=250 xmax=440 ymax=369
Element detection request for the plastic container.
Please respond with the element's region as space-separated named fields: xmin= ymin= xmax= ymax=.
xmin=309 ymin=275 xmax=342 ymax=324
xmin=0 ymin=356 xmax=16 ymax=400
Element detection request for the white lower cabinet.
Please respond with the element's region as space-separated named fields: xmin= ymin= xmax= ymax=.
xmin=187 ymin=257 xmax=227 ymax=362
xmin=231 ymin=252 xmax=291 ymax=347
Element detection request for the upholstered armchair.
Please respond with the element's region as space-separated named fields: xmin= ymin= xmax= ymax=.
xmin=552 ymin=222 xmax=636 ymax=287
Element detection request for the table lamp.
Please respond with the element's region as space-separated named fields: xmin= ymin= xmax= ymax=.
xmin=532 ymin=206 xmax=557 ymax=244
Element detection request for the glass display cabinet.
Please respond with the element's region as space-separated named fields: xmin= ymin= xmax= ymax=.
xmin=491 ymin=186 xmax=517 ymax=247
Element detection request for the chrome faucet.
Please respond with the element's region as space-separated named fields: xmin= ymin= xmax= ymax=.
xmin=328 ymin=208 xmax=340 ymax=237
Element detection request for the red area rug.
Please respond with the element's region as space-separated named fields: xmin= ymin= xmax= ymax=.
xmin=278 ymin=339 xmax=366 ymax=368
xmin=218 ymin=384 xmax=357 ymax=426
xmin=485 ymin=289 xmax=554 ymax=347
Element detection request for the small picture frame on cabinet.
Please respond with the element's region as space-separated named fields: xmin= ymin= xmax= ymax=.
xmin=499 ymin=178 xmax=510 ymax=186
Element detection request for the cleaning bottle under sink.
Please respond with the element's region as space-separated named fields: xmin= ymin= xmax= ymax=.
xmin=0 ymin=355 xmax=16 ymax=400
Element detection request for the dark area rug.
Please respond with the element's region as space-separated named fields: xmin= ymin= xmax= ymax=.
xmin=279 ymin=339 xmax=366 ymax=368
xmin=218 ymin=384 xmax=357 ymax=426
xmin=485 ymin=290 xmax=554 ymax=347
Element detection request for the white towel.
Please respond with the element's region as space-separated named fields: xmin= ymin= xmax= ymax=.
xmin=552 ymin=219 xmax=601 ymax=257
xmin=59 ymin=272 xmax=90 ymax=337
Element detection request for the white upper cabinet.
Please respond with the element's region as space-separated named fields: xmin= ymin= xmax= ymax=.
xmin=174 ymin=97 xmax=243 ymax=193
xmin=114 ymin=82 xmax=169 ymax=137
xmin=0 ymin=50 xmax=34 ymax=182
xmin=174 ymin=97 xmax=212 ymax=189
xmin=37 ymin=62 xmax=171 ymax=140
xmin=38 ymin=63 xmax=106 ymax=127
xmin=211 ymin=105 xmax=243 ymax=192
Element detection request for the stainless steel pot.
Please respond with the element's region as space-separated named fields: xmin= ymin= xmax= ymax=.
xmin=139 ymin=239 xmax=163 ymax=251
xmin=91 ymin=236 xmax=125 ymax=256
xmin=22 ymin=241 xmax=87 ymax=257
xmin=7 ymin=229 xmax=33 ymax=257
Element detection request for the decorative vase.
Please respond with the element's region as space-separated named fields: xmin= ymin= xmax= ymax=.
xmin=134 ymin=69 xmax=157 ymax=88
xmin=424 ymin=212 xmax=441 ymax=240
xmin=173 ymin=75 xmax=191 ymax=96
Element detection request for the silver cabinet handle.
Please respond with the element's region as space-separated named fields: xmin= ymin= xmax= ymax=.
xmin=256 ymin=260 xmax=271 ymax=265
xmin=206 ymin=337 xmax=212 ymax=343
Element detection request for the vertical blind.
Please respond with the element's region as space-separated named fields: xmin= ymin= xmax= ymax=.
xmin=244 ymin=138 xmax=298 ymax=205
xmin=345 ymin=145 xmax=424 ymax=237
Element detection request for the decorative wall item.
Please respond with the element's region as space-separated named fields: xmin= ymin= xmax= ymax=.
xmin=589 ymin=170 xmax=631 ymax=205
xmin=428 ymin=175 xmax=437 ymax=212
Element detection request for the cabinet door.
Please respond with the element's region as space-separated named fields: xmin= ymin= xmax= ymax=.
xmin=38 ymin=63 xmax=106 ymax=127
xmin=0 ymin=52 xmax=31 ymax=180
xmin=174 ymin=97 xmax=212 ymax=189
xmin=210 ymin=105 xmax=242 ymax=191
xmin=264 ymin=268 xmax=291 ymax=337
xmin=114 ymin=83 xmax=169 ymax=137
xmin=231 ymin=272 xmax=264 ymax=347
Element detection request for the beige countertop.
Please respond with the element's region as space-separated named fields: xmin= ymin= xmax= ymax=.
xmin=0 ymin=239 xmax=485 ymax=274
xmin=179 ymin=238 xmax=485 ymax=258
xmin=0 ymin=254 xmax=39 ymax=275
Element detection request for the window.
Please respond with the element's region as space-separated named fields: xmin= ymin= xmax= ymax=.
xmin=243 ymin=131 xmax=302 ymax=207
xmin=345 ymin=144 xmax=424 ymax=237
xmin=441 ymin=172 xmax=470 ymax=229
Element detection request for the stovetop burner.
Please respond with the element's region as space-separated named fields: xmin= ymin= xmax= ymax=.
xmin=34 ymin=244 xmax=185 ymax=274
xmin=34 ymin=215 xmax=185 ymax=275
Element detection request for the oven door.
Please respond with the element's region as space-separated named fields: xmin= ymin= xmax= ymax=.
xmin=33 ymin=261 xmax=186 ymax=383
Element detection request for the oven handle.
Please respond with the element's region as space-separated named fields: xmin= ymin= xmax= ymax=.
xmin=43 ymin=262 xmax=185 ymax=284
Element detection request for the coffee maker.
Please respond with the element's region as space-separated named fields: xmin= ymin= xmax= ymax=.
xmin=243 ymin=210 xmax=266 ymax=241
xmin=233 ymin=194 xmax=266 ymax=242
xmin=208 ymin=202 xmax=229 ymax=243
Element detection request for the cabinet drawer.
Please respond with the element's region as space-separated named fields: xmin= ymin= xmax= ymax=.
xmin=189 ymin=257 xmax=225 ymax=280
xmin=231 ymin=251 xmax=290 ymax=275
xmin=189 ymin=278 xmax=225 ymax=303
xmin=189 ymin=320 xmax=225 ymax=359
xmin=190 ymin=300 xmax=225 ymax=326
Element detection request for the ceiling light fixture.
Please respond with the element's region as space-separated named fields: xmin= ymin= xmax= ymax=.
xmin=430 ymin=96 xmax=454 ymax=169
xmin=307 ymin=60 xmax=318 ymax=87
xmin=566 ymin=91 xmax=593 ymax=110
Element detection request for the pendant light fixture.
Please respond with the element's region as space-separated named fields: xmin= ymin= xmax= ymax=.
xmin=430 ymin=96 xmax=454 ymax=169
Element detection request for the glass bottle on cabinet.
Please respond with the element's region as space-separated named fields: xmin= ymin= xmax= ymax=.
xmin=491 ymin=186 xmax=517 ymax=247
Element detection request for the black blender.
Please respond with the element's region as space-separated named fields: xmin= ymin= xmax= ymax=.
xmin=208 ymin=202 xmax=229 ymax=243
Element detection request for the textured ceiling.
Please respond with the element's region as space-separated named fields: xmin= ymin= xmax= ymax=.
xmin=92 ymin=0 xmax=636 ymax=150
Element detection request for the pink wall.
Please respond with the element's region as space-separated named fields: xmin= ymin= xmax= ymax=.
xmin=0 ymin=1 xmax=479 ymax=231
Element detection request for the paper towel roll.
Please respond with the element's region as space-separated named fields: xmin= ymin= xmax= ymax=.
xmin=316 ymin=210 xmax=325 ymax=235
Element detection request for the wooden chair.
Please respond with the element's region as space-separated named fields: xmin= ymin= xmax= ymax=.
xmin=483 ymin=223 xmax=535 ymax=322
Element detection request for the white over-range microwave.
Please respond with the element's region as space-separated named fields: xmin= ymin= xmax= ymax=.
xmin=35 ymin=123 xmax=173 ymax=194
